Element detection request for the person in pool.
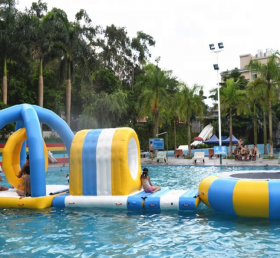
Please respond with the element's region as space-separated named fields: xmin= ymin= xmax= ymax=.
xmin=140 ymin=168 xmax=161 ymax=193
xmin=16 ymin=165 xmax=31 ymax=198
xmin=17 ymin=154 xmax=30 ymax=178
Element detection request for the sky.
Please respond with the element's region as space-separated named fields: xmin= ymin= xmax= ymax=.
xmin=18 ymin=0 xmax=280 ymax=106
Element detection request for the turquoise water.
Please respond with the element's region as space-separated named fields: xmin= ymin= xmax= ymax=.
xmin=1 ymin=166 xmax=280 ymax=257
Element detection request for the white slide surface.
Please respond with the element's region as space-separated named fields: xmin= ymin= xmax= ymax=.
xmin=179 ymin=124 xmax=213 ymax=150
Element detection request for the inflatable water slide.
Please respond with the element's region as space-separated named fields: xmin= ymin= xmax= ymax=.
xmin=0 ymin=104 xmax=200 ymax=211
xmin=179 ymin=124 xmax=213 ymax=150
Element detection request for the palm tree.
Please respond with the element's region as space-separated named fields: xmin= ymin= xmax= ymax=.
xmin=136 ymin=62 xmax=170 ymax=138
xmin=220 ymin=78 xmax=247 ymax=156
xmin=0 ymin=0 xmax=18 ymax=104
xmin=246 ymin=78 xmax=269 ymax=148
xmin=246 ymin=52 xmax=280 ymax=157
xmin=175 ymin=84 xmax=204 ymax=157
xmin=16 ymin=7 xmax=49 ymax=108
xmin=43 ymin=8 xmax=96 ymax=126
xmin=28 ymin=1 xmax=48 ymax=108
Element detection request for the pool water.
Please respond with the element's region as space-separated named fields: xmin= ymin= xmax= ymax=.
xmin=1 ymin=166 xmax=280 ymax=257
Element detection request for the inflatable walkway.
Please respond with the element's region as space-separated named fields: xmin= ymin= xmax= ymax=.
xmin=0 ymin=104 xmax=200 ymax=211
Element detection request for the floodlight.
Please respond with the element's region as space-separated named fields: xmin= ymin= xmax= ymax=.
xmin=213 ymin=64 xmax=219 ymax=70
xmin=218 ymin=42 xmax=224 ymax=49
xmin=209 ymin=44 xmax=215 ymax=50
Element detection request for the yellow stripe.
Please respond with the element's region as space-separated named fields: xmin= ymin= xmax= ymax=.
xmin=233 ymin=180 xmax=269 ymax=218
xmin=198 ymin=176 xmax=219 ymax=208
xmin=1 ymin=147 xmax=64 ymax=152
xmin=195 ymin=196 xmax=201 ymax=208
xmin=46 ymin=147 xmax=66 ymax=151
xmin=69 ymin=130 xmax=89 ymax=195
xmin=0 ymin=194 xmax=61 ymax=209
xmin=111 ymin=128 xmax=142 ymax=195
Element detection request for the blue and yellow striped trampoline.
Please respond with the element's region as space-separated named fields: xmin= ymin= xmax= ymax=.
xmin=199 ymin=171 xmax=280 ymax=218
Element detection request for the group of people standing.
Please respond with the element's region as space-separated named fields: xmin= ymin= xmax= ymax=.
xmin=234 ymin=139 xmax=258 ymax=161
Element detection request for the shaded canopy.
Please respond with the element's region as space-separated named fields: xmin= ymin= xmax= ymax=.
xmin=222 ymin=135 xmax=239 ymax=144
xmin=203 ymin=134 xmax=219 ymax=144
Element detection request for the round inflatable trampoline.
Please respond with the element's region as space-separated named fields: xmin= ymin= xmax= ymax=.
xmin=199 ymin=171 xmax=280 ymax=218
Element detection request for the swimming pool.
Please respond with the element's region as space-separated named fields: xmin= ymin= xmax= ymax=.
xmin=1 ymin=165 xmax=280 ymax=257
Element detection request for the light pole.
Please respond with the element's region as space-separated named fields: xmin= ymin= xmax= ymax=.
xmin=156 ymin=132 xmax=168 ymax=163
xmin=209 ymin=42 xmax=224 ymax=165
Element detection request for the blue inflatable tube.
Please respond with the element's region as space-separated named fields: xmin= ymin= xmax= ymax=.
xmin=32 ymin=105 xmax=74 ymax=156
xmin=0 ymin=104 xmax=74 ymax=197
xmin=21 ymin=104 xmax=46 ymax=197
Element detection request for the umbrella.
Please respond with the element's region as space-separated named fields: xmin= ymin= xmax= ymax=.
xmin=203 ymin=134 xmax=220 ymax=144
xmin=193 ymin=136 xmax=204 ymax=141
xmin=222 ymin=135 xmax=239 ymax=144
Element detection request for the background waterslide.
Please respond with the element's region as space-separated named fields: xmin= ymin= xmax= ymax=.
xmin=179 ymin=124 xmax=213 ymax=151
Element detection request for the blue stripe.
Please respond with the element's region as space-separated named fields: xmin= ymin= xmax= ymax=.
xmin=82 ymin=129 xmax=102 ymax=195
xmin=52 ymin=193 xmax=69 ymax=208
xmin=268 ymin=181 xmax=280 ymax=218
xmin=208 ymin=178 xmax=237 ymax=215
xmin=127 ymin=191 xmax=149 ymax=209
xmin=144 ymin=188 xmax=170 ymax=210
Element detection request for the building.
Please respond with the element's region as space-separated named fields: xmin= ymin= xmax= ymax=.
xmin=239 ymin=48 xmax=272 ymax=81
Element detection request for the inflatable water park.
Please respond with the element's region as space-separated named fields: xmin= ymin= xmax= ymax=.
xmin=0 ymin=104 xmax=279 ymax=219
xmin=0 ymin=104 xmax=199 ymax=211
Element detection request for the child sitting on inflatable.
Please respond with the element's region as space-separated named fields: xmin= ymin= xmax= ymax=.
xmin=140 ymin=168 xmax=161 ymax=193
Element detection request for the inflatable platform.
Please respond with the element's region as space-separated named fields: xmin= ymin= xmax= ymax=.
xmin=199 ymin=171 xmax=280 ymax=219
xmin=0 ymin=104 xmax=200 ymax=211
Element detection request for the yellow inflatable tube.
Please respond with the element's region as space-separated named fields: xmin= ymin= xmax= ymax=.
xmin=0 ymin=193 xmax=63 ymax=209
xmin=2 ymin=128 xmax=48 ymax=190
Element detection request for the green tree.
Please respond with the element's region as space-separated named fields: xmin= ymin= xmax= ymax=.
xmin=175 ymin=84 xmax=204 ymax=157
xmin=43 ymin=8 xmax=96 ymax=126
xmin=135 ymin=62 xmax=171 ymax=138
xmin=246 ymin=78 xmax=267 ymax=146
xmin=80 ymin=69 xmax=127 ymax=128
xmin=16 ymin=1 xmax=49 ymax=108
xmin=27 ymin=0 xmax=48 ymax=107
xmin=221 ymin=68 xmax=249 ymax=90
xmin=0 ymin=0 xmax=18 ymax=104
xmin=220 ymin=78 xmax=247 ymax=155
xmin=246 ymin=52 xmax=280 ymax=157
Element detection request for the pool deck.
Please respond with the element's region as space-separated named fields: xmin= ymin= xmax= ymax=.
xmin=141 ymin=155 xmax=280 ymax=167
xmin=47 ymin=155 xmax=280 ymax=169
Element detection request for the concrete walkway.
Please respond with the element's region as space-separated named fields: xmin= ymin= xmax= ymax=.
xmin=48 ymin=155 xmax=280 ymax=168
xmin=141 ymin=155 xmax=280 ymax=167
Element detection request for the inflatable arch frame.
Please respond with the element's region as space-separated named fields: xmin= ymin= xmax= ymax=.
xmin=0 ymin=104 xmax=74 ymax=197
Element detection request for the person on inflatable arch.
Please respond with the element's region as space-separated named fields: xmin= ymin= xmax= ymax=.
xmin=16 ymin=165 xmax=31 ymax=198
xmin=17 ymin=154 xmax=29 ymax=178
xmin=140 ymin=168 xmax=161 ymax=193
